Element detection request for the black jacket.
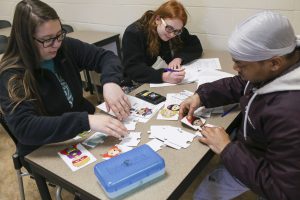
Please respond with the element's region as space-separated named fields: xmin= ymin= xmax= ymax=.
xmin=196 ymin=71 xmax=300 ymax=199
xmin=0 ymin=37 xmax=123 ymax=156
xmin=122 ymin=22 xmax=203 ymax=83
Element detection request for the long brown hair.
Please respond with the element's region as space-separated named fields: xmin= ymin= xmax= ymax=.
xmin=137 ymin=0 xmax=188 ymax=57
xmin=0 ymin=0 xmax=60 ymax=114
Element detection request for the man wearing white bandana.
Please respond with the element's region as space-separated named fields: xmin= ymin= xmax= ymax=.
xmin=179 ymin=11 xmax=300 ymax=199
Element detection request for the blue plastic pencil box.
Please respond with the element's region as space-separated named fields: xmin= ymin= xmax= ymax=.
xmin=94 ymin=144 xmax=165 ymax=199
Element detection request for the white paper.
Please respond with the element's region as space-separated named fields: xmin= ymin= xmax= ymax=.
xmin=123 ymin=121 xmax=137 ymax=131
xmin=164 ymin=140 xmax=182 ymax=150
xmin=149 ymin=126 xmax=196 ymax=149
xmin=196 ymin=69 xmax=234 ymax=87
xmin=150 ymin=58 xmax=224 ymax=87
xmin=119 ymin=137 xmax=141 ymax=147
xmin=146 ymin=139 xmax=165 ymax=152
xmin=116 ymin=144 xmax=133 ymax=153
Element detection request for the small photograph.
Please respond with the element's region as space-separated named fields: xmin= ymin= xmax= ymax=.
xmin=135 ymin=107 xmax=153 ymax=117
xmin=157 ymin=104 xmax=180 ymax=120
xmin=157 ymin=92 xmax=190 ymax=121
xmin=167 ymin=104 xmax=180 ymax=111
xmin=181 ymin=116 xmax=206 ymax=130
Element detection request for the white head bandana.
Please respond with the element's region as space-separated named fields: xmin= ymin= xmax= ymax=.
xmin=228 ymin=11 xmax=299 ymax=62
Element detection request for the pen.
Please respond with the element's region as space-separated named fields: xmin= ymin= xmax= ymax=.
xmin=221 ymin=104 xmax=239 ymax=117
xmin=163 ymin=68 xmax=179 ymax=72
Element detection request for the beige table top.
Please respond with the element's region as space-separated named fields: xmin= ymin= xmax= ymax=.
xmin=0 ymin=27 xmax=11 ymax=37
xmin=25 ymin=50 xmax=237 ymax=200
xmin=67 ymin=31 xmax=119 ymax=45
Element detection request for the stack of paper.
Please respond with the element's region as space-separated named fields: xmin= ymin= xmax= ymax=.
xmin=149 ymin=126 xmax=196 ymax=150
xmin=196 ymin=69 xmax=234 ymax=87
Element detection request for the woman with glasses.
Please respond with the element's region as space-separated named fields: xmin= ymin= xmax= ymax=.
xmin=0 ymin=0 xmax=130 ymax=160
xmin=122 ymin=0 xmax=203 ymax=85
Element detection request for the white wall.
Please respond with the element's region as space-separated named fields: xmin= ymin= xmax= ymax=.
xmin=1 ymin=0 xmax=300 ymax=50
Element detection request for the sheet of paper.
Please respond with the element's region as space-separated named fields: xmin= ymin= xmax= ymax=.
xmin=184 ymin=58 xmax=222 ymax=70
xmin=146 ymin=139 xmax=165 ymax=152
xmin=58 ymin=143 xmax=96 ymax=171
xmin=149 ymin=125 xmax=173 ymax=140
xmin=150 ymin=58 xmax=224 ymax=87
xmin=150 ymin=83 xmax=176 ymax=88
xmin=116 ymin=144 xmax=133 ymax=153
xmin=119 ymin=138 xmax=140 ymax=147
xmin=123 ymin=121 xmax=137 ymax=131
xmin=165 ymin=129 xmax=195 ymax=148
xmin=117 ymin=132 xmax=141 ymax=147
xmin=164 ymin=140 xmax=182 ymax=150
xmin=149 ymin=126 xmax=196 ymax=149
xmin=196 ymin=69 xmax=234 ymax=87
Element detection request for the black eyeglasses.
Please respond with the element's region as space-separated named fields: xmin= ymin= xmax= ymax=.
xmin=161 ymin=18 xmax=183 ymax=36
xmin=34 ymin=30 xmax=66 ymax=48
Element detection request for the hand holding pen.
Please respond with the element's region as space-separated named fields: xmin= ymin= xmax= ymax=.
xmin=162 ymin=67 xmax=185 ymax=83
xmin=163 ymin=68 xmax=183 ymax=72
xmin=168 ymin=57 xmax=182 ymax=69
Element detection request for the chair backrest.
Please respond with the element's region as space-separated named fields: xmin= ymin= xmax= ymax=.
xmin=0 ymin=112 xmax=18 ymax=146
xmin=0 ymin=20 xmax=11 ymax=29
xmin=0 ymin=35 xmax=8 ymax=54
xmin=62 ymin=24 xmax=74 ymax=33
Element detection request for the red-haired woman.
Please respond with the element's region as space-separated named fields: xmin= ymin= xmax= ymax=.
xmin=122 ymin=0 xmax=203 ymax=85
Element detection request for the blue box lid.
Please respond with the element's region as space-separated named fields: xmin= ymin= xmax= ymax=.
xmin=94 ymin=144 xmax=165 ymax=193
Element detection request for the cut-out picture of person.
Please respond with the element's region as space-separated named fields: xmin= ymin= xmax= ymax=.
xmin=167 ymin=104 xmax=180 ymax=111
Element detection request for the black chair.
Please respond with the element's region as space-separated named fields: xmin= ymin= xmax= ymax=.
xmin=62 ymin=24 xmax=74 ymax=33
xmin=0 ymin=113 xmax=29 ymax=200
xmin=0 ymin=113 xmax=62 ymax=200
xmin=0 ymin=35 xmax=8 ymax=54
xmin=0 ymin=20 xmax=11 ymax=29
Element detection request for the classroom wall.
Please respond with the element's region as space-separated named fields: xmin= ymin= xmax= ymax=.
xmin=1 ymin=0 xmax=300 ymax=50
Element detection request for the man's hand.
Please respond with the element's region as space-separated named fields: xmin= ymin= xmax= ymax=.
xmin=199 ymin=126 xmax=230 ymax=154
xmin=179 ymin=94 xmax=201 ymax=119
